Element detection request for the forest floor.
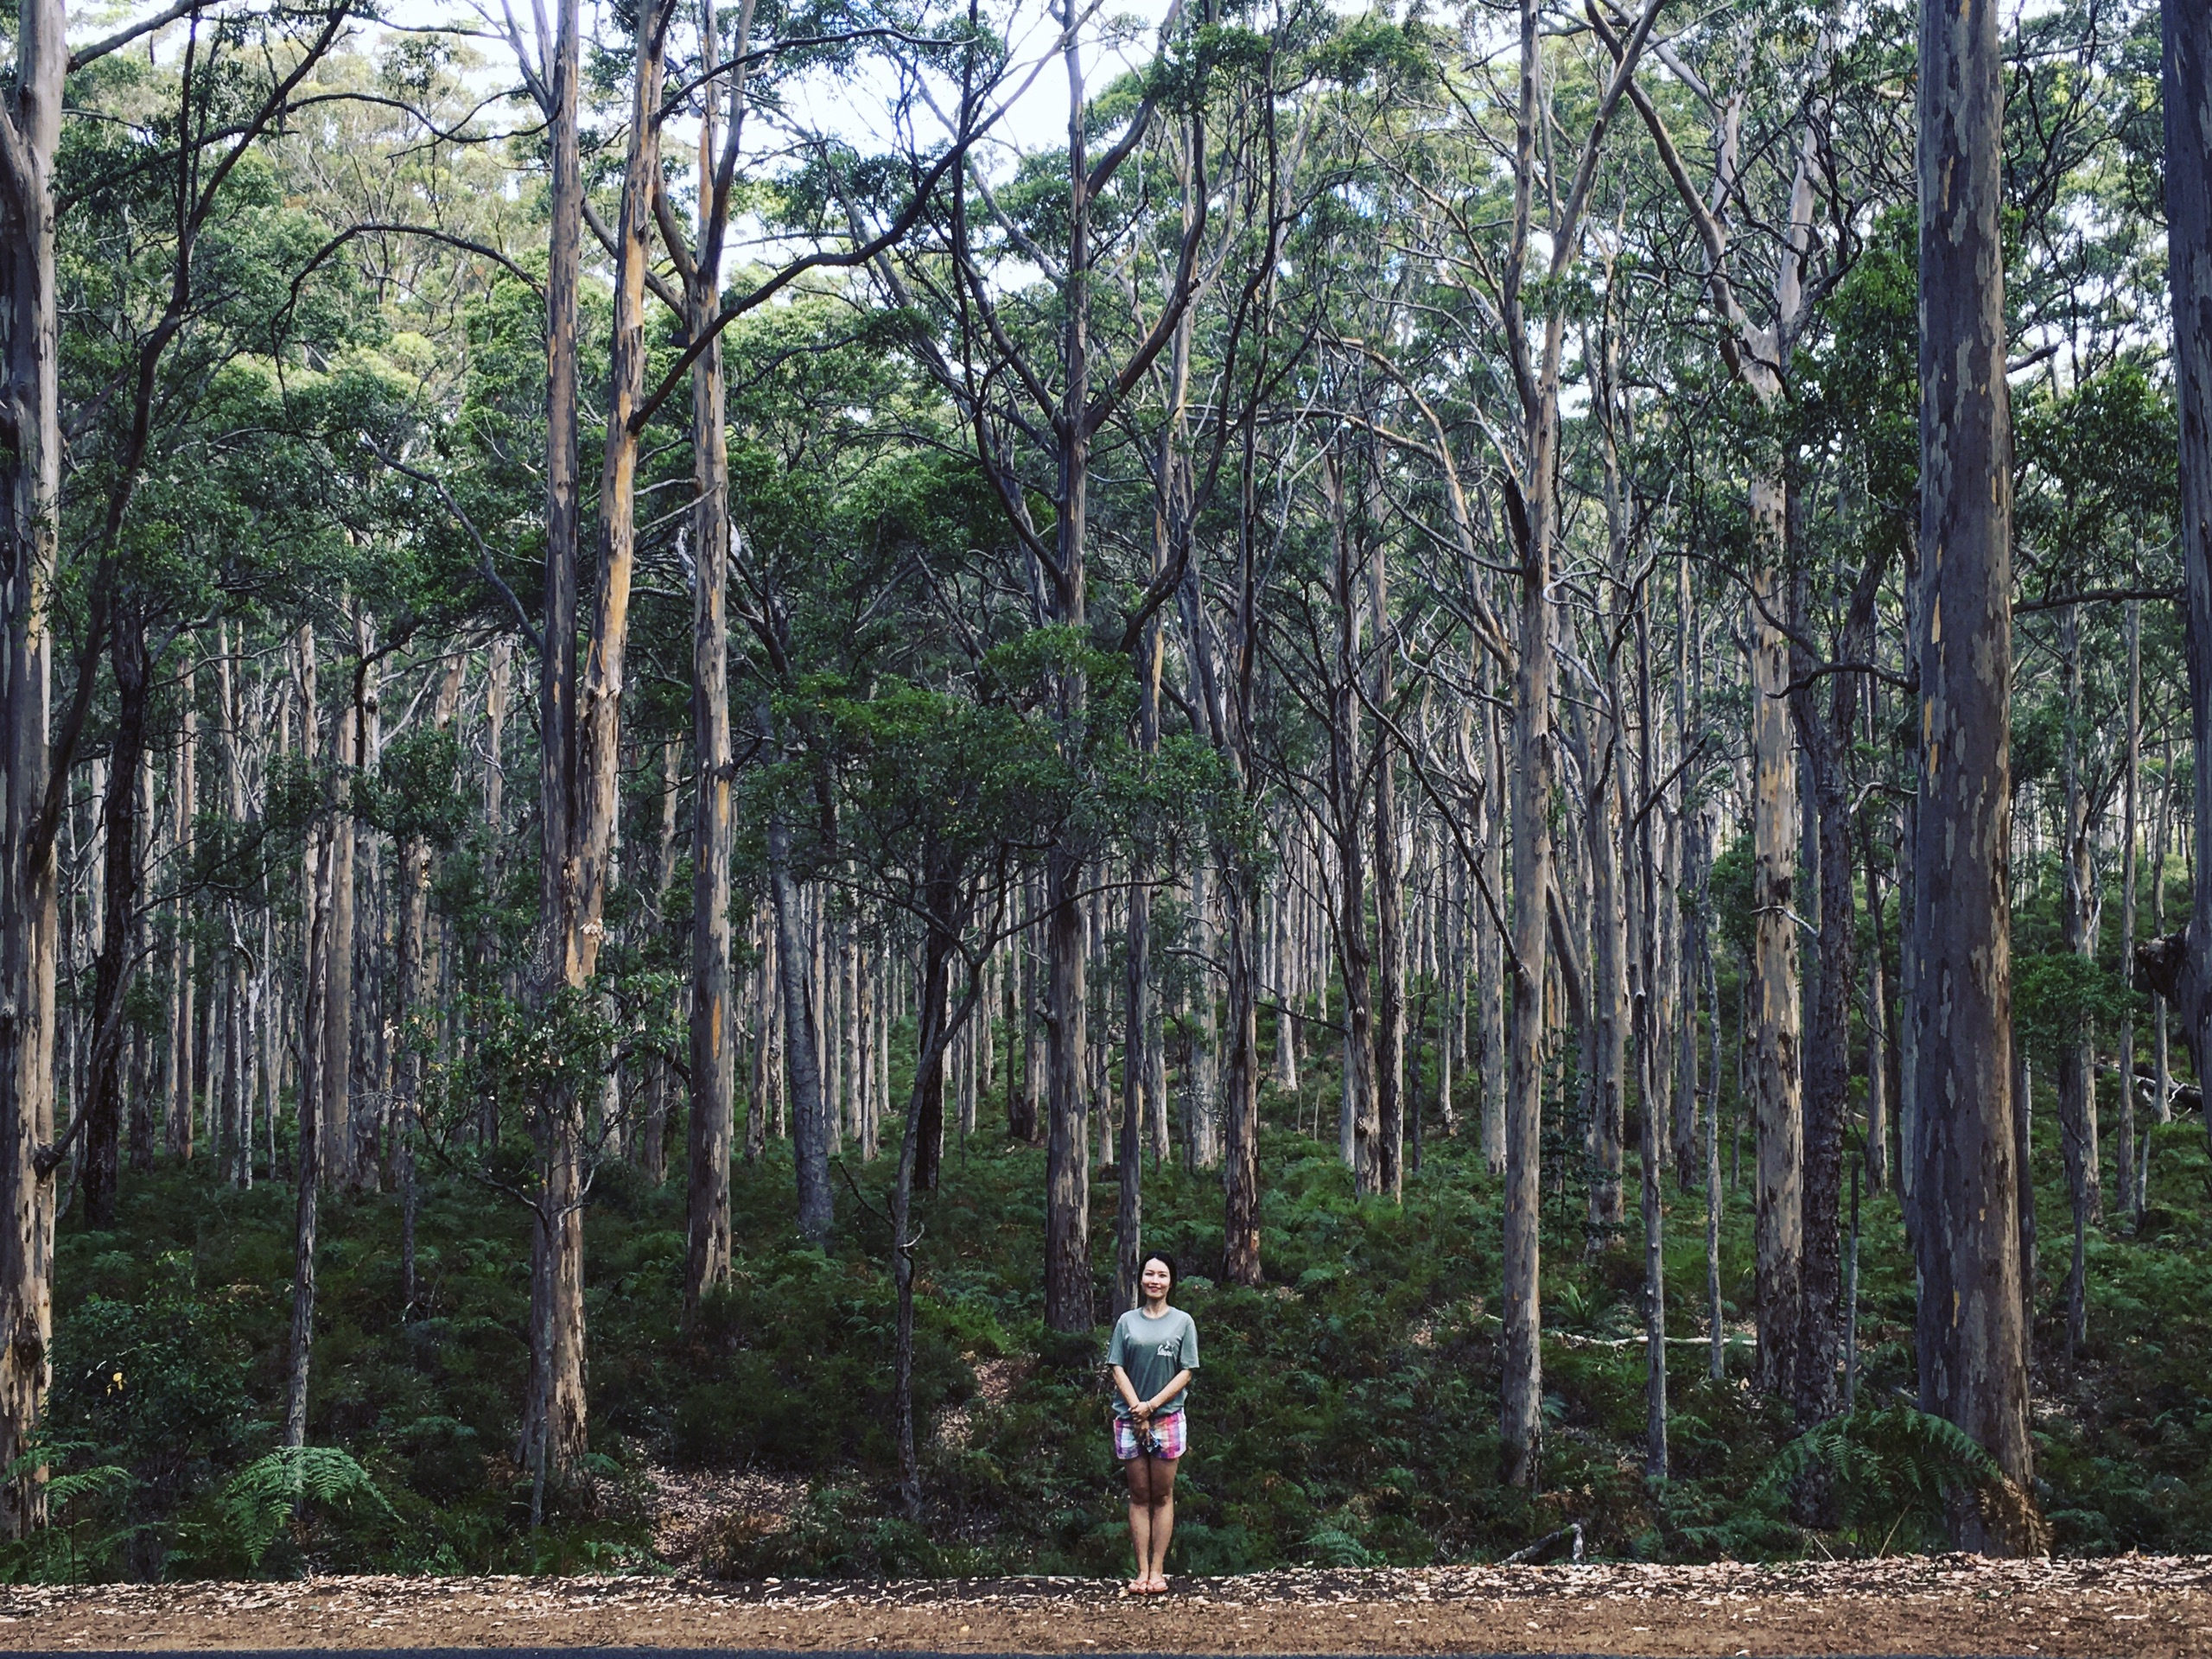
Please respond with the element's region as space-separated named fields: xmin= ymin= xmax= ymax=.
xmin=0 ymin=1559 xmax=2208 ymax=1656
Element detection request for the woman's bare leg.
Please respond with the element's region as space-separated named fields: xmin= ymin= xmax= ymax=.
xmin=1123 ymin=1455 xmax=1154 ymax=1589
xmin=1146 ymin=1458 xmax=1179 ymax=1589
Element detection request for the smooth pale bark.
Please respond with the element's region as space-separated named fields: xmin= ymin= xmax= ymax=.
xmin=1911 ymin=0 xmax=2043 ymax=1552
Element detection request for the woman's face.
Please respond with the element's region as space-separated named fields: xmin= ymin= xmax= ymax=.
xmin=1141 ymin=1259 xmax=1173 ymax=1301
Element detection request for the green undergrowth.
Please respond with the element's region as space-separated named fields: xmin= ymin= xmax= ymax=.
xmin=14 ymin=1038 xmax=2212 ymax=1581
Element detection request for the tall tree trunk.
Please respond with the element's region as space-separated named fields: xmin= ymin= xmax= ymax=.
xmin=2118 ymin=600 xmax=2141 ymax=1225
xmin=170 ymin=662 xmax=199 ymax=1163
xmin=1325 ymin=451 xmax=1378 ymax=1192
xmin=683 ymin=0 xmax=745 ymax=1304
xmin=1911 ymin=0 xmax=2043 ymax=1552
xmin=1039 ymin=6 xmax=1100 ymax=1336
xmin=1788 ymin=557 xmax=1878 ymax=1430
xmin=1371 ymin=531 xmax=1405 ymax=1200
xmin=1584 ymin=699 xmax=1627 ymax=1243
xmin=1863 ymin=814 xmax=1891 ymax=1194
xmin=1480 ymin=696 xmax=1507 ymax=1173
xmin=1633 ymin=594 xmax=1668 ymax=1479
xmin=2169 ymin=0 xmax=2212 ymax=1123
xmin=1748 ymin=524 xmax=1802 ymax=1402
xmin=768 ymin=816 xmax=832 ymax=1236
xmin=321 ymin=622 xmax=358 ymax=1188
xmin=2057 ymin=603 xmax=2096 ymax=1357
xmin=0 ymin=0 xmax=64 ymax=1534
xmin=522 ymin=0 xmax=586 ymax=1484
xmin=285 ymin=785 xmax=337 ymax=1448
xmin=82 ymin=611 xmax=150 ymax=1229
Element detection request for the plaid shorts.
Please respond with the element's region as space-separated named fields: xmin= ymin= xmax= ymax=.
xmin=1114 ymin=1409 xmax=1187 ymax=1461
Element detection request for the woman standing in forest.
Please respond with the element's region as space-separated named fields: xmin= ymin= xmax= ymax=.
xmin=1109 ymin=1254 xmax=1199 ymax=1593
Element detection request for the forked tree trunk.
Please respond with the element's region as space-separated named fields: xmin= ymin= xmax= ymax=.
xmin=1910 ymin=0 xmax=2044 ymax=1553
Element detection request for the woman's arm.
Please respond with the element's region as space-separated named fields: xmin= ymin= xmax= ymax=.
xmin=1111 ymin=1364 xmax=1148 ymax=1417
xmin=1144 ymin=1368 xmax=1193 ymax=1414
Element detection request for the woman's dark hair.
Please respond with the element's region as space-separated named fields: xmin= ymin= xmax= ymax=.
xmin=1141 ymin=1253 xmax=1178 ymax=1294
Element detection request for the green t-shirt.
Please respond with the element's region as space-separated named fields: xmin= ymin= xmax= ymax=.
xmin=1107 ymin=1306 xmax=1199 ymax=1419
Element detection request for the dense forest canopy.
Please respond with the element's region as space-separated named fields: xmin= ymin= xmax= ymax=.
xmin=1 ymin=0 xmax=2209 ymax=1580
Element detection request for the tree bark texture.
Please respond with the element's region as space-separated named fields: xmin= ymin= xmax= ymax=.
xmin=2171 ymin=0 xmax=2212 ymax=1118
xmin=82 ymin=612 xmax=149 ymax=1229
xmin=1911 ymin=0 xmax=2043 ymax=1553
xmin=1747 ymin=521 xmax=1802 ymax=1402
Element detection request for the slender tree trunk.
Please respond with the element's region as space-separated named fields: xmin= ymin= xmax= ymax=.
xmin=1372 ymin=531 xmax=1405 ymax=1201
xmin=1748 ymin=518 xmax=1802 ymax=1402
xmin=1325 ymin=452 xmax=1378 ymax=1192
xmin=1480 ymin=696 xmax=1507 ymax=1173
xmin=768 ymin=816 xmax=831 ymax=1237
xmin=683 ymin=0 xmax=743 ymax=1301
xmin=1585 ymin=702 xmax=1626 ymax=1243
xmin=170 ymin=670 xmax=199 ymax=1164
xmin=2057 ymin=605 xmax=2096 ymax=1356
xmin=2152 ymin=735 xmax=2173 ymax=1132
xmin=1911 ymin=0 xmax=2043 ymax=1550
xmin=2119 ymin=600 xmax=2141 ymax=1225
xmin=1633 ymin=600 xmax=1668 ymax=1479
xmin=83 ymin=612 xmax=150 ymax=1229
xmin=284 ymin=797 xmax=336 ymax=1449
xmin=1863 ymin=818 xmax=1891 ymax=1193
xmin=521 ymin=0 xmax=589 ymax=1484
xmin=322 ymin=623 xmax=358 ymax=1188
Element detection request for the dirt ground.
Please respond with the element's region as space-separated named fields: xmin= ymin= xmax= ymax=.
xmin=0 ymin=1559 xmax=2207 ymax=1656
